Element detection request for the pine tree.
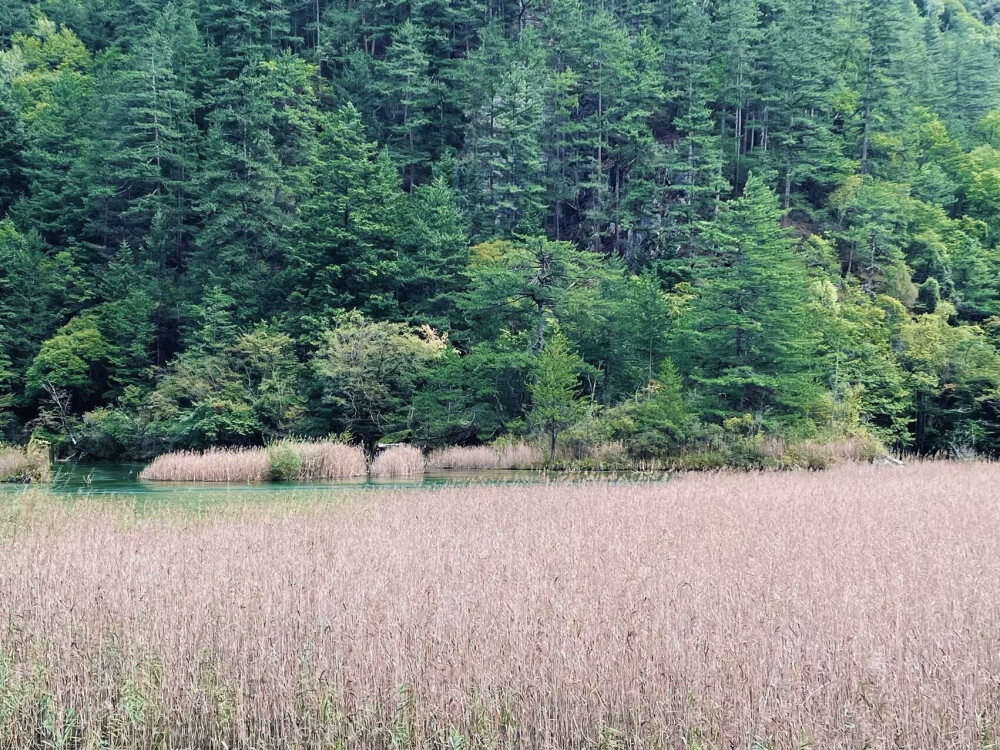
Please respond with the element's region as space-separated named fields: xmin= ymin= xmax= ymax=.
xmin=199 ymin=0 xmax=289 ymax=76
xmin=396 ymin=175 xmax=469 ymax=327
xmin=832 ymin=176 xmax=913 ymax=299
xmin=112 ymin=1 xmax=202 ymax=248
xmin=189 ymin=54 xmax=318 ymax=323
xmin=281 ymin=105 xmax=406 ymax=323
xmin=459 ymin=24 xmax=546 ymax=238
xmin=11 ymin=23 xmax=97 ymax=256
xmin=0 ymin=0 xmax=31 ymax=46
xmin=714 ymin=0 xmax=762 ymax=190
xmin=932 ymin=15 xmax=1000 ymax=139
xmin=856 ymin=0 xmax=921 ymax=174
xmin=593 ymin=23 xmax=665 ymax=262
xmin=757 ymin=0 xmax=850 ymax=211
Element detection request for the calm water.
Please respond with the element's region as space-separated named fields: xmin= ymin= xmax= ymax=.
xmin=2 ymin=461 xmax=654 ymax=500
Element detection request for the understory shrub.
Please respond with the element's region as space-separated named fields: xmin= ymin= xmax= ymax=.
xmin=267 ymin=443 xmax=303 ymax=482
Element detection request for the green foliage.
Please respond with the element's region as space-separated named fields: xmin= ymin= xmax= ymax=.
xmin=267 ymin=442 xmax=302 ymax=482
xmin=312 ymin=313 xmax=447 ymax=444
xmin=676 ymin=175 xmax=824 ymax=426
xmin=26 ymin=316 xmax=107 ymax=397
xmin=146 ymin=313 xmax=306 ymax=451
xmin=2 ymin=0 xmax=1000 ymax=460
xmin=528 ymin=332 xmax=586 ymax=454
xmin=601 ymin=360 xmax=686 ymax=459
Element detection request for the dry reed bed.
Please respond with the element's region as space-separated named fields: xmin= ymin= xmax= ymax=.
xmin=0 ymin=443 xmax=49 ymax=483
xmin=2 ymin=464 xmax=1000 ymax=748
xmin=427 ymin=442 xmax=542 ymax=470
xmin=139 ymin=442 xmax=368 ymax=482
xmin=370 ymin=443 xmax=426 ymax=477
xmin=280 ymin=441 xmax=367 ymax=480
xmin=138 ymin=446 xmax=271 ymax=482
xmin=0 ymin=447 xmax=25 ymax=481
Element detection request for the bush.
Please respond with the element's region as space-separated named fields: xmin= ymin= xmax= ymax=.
xmin=267 ymin=443 xmax=303 ymax=482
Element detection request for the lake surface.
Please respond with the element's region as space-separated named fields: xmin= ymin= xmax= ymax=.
xmin=0 ymin=461 xmax=663 ymax=502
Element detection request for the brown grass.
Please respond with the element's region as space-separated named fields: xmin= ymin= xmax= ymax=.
xmin=428 ymin=441 xmax=543 ymax=470
xmin=0 ymin=442 xmax=50 ymax=483
xmin=139 ymin=442 xmax=369 ymax=483
xmin=273 ymin=440 xmax=368 ymax=481
xmin=2 ymin=463 xmax=1000 ymax=747
xmin=369 ymin=443 xmax=425 ymax=477
xmin=0 ymin=447 xmax=24 ymax=481
xmin=139 ymin=446 xmax=271 ymax=482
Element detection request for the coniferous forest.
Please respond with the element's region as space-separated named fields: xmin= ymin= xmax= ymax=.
xmin=4 ymin=0 xmax=1000 ymax=462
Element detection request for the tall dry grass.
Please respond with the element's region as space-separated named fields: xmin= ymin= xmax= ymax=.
xmin=760 ymin=434 xmax=888 ymax=468
xmin=0 ymin=447 xmax=24 ymax=481
xmin=0 ymin=441 xmax=50 ymax=483
xmin=272 ymin=440 xmax=368 ymax=480
xmin=369 ymin=443 xmax=425 ymax=477
xmin=139 ymin=446 xmax=271 ymax=482
xmin=139 ymin=441 xmax=368 ymax=482
xmin=427 ymin=441 xmax=542 ymax=470
xmin=3 ymin=463 xmax=1000 ymax=748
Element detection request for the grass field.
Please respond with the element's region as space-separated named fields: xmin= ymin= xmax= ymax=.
xmin=1 ymin=463 xmax=999 ymax=748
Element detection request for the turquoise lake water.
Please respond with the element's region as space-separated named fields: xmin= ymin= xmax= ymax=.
xmin=0 ymin=462 xmax=667 ymax=504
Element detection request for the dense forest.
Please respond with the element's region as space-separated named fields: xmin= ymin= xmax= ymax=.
xmin=3 ymin=0 xmax=1000 ymax=461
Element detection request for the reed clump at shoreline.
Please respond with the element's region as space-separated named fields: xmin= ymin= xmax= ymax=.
xmin=0 ymin=439 xmax=50 ymax=483
xmin=370 ymin=444 xmax=426 ymax=477
xmin=426 ymin=441 xmax=543 ymax=470
xmin=137 ymin=432 xmax=894 ymax=484
xmin=139 ymin=441 xmax=368 ymax=482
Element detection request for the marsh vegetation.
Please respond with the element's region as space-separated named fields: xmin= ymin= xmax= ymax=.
xmin=1 ymin=463 xmax=998 ymax=748
xmin=138 ymin=441 xmax=368 ymax=483
xmin=0 ymin=440 xmax=49 ymax=483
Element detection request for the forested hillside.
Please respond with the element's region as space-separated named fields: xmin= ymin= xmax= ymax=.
xmin=3 ymin=0 xmax=1000 ymax=460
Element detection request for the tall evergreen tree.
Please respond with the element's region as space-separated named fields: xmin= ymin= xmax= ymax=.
xmin=0 ymin=83 xmax=28 ymax=217
xmin=376 ymin=20 xmax=436 ymax=189
xmin=676 ymin=174 xmax=823 ymax=421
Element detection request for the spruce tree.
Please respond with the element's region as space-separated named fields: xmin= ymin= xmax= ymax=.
xmin=0 ymin=84 xmax=27 ymax=218
xmin=459 ymin=24 xmax=546 ymax=238
xmin=529 ymin=331 xmax=585 ymax=455
xmin=676 ymin=174 xmax=823 ymax=422
xmin=660 ymin=0 xmax=728 ymax=251
xmin=376 ymin=21 xmax=436 ymax=189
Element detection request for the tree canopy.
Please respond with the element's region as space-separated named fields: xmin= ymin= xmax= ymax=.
xmin=4 ymin=0 xmax=1000 ymax=460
